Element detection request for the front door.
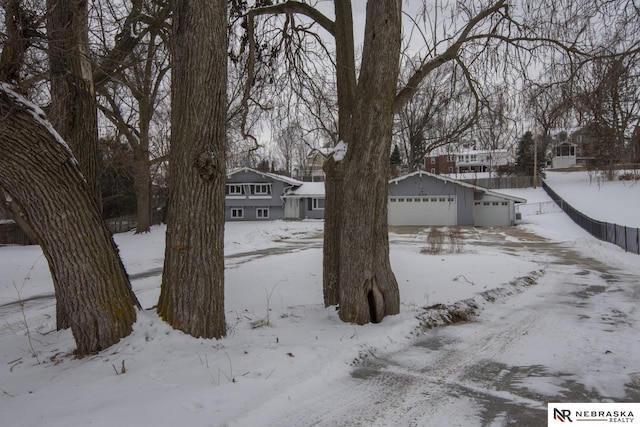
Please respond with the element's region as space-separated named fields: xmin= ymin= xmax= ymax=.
xmin=284 ymin=198 xmax=299 ymax=219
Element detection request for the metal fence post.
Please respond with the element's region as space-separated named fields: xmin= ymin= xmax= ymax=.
xmin=624 ymin=226 xmax=627 ymax=252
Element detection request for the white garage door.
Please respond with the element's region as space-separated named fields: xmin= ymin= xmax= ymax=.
xmin=473 ymin=201 xmax=511 ymax=227
xmin=388 ymin=196 xmax=457 ymax=226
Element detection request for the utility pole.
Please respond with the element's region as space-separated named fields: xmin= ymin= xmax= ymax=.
xmin=533 ymin=136 xmax=538 ymax=189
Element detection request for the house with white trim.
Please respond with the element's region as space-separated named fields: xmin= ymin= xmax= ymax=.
xmin=225 ymin=167 xmax=303 ymax=221
xmin=282 ymin=182 xmax=326 ymax=220
xmin=387 ymin=171 xmax=525 ymax=227
xmin=226 ymin=168 xmax=524 ymax=226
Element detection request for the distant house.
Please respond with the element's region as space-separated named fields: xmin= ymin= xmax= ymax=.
xmin=387 ymin=171 xmax=525 ymax=227
xmin=550 ymin=142 xmax=577 ymax=169
xmin=570 ymin=123 xmax=616 ymax=166
xmin=225 ymin=168 xmax=302 ymax=221
xmin=453 ymin=149 xmax=511 ymax=173
xmin=294 ymin=149 xmax=329 ymax=182
xmin=423 ymin=154 xmax=456 ymax=174
xmin=424 ymin=148 xmax=511 ymax=174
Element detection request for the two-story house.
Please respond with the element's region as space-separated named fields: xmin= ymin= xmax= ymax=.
xmin=424 ymin=148 xmax=511 ymax=174
xmin=423 ymin=154 xmax=456 ymax=174
xmin=225 ymin=167 xmax=303 ymax=221
xmin=454 ymin=149 xmax=511 ymax=173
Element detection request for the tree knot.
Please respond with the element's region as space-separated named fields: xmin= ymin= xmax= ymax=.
xmin=193 ymin=151 xmax=217 ymax=182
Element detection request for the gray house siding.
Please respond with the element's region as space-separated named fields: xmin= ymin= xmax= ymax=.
xmin=302 ymin=197 xmax=325 ymax=220
xmin=282 ymin=182 xmax=326 ymax=220
xmin=225 ymin=169 xmax=299 ymax=221
xmin=388 ymin=174 xmax=475 ymax=225
xmin=226 ymin=169 xmax=523 ymax=226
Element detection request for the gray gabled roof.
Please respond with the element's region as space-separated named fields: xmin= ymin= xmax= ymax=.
xmin=227 ymin=167 xmax=303 ymax=187
xmin=389 ymin=170 xmax=527 ymax=204
xmin=278 ymin=170 xmax=527 ymax=203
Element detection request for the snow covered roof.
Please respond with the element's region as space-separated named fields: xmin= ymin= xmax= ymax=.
xmin=425 ymin=146 xmax=511 ymax=157
xmin=227 ymin=167 xmax=303 ymax=186
xmin=282 ymin=171 xmax=526 ymax=204
xmin=283 ymin=182 xmax=325 ymax=198
xmin=389 ymin=170 xmax=527 ymax=204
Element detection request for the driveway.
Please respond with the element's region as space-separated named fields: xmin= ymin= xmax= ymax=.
xmin=260 ymin=226 xmax=640 ymax=426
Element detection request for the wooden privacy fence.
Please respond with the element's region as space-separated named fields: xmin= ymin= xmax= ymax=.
xmin=542 ymin=181 xmax=640 ymax=255
xmin=460 ymin=175 xmax=543 ymax=189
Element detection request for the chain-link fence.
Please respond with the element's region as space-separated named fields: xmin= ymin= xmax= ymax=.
xmin=542 ymin=181 xmax=640 ymax=254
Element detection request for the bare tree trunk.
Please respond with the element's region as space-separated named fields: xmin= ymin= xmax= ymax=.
xmin=47 ymin=0 xmax=101 ymax=204
xmin=157 ymin=0 xmax=227 ymax=338
xmin=0 ymin=86 xmax=140 ymax=355
xmin=322 ymin=0 xmax=357 ymax=308
xmin=133 ymin=152 xmax=152 ymax=233
xmin=47 ymin=0 xmax=101 ymax=330
xmin=322 ymin=157 xmax=342 ymax=307
xmin=0 ymin=0 xmax=36 ymax=85
xmin=335 ymin=0 xmax=401 ymax=323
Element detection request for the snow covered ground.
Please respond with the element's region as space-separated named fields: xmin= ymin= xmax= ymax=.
xmin=544 ymin=170 xmax=640 ymax=228
xmin=1 ymin=170 xmax=639 ymax=426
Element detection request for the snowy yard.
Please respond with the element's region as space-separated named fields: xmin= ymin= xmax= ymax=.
xmin=1 ymin=170 xmax=640 ymax=426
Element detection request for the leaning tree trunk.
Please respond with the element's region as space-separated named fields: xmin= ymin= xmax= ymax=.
xmin=157 ymin=0 xmax=227 ymax=338
xmin=0 ymin=86 xmax=140 ymax=355
xmin=335 ymin=0 xmax=402 ymax=324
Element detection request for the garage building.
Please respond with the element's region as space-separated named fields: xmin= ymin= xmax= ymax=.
xmin=388 ymin=171 xmax=526 ymax=227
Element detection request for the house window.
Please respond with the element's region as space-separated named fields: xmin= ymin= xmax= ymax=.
xmin=448 ymin=167 xmax=453 ymax=173
xmin=226 ymin=184 xmax=245 ymax=196
xmin=231 ymin=208 xmax=244 ymax=218
xmin=390 ymin=198 xmax=397 ymax=202
xmin=431 ymin=158 xmax=436 ymax=164
xmin=250 ymin=184 xmax=271 ymax=196
xmin=256 ymin=208 xmax=269 ymax=219
xmin=431 ymin=168 xmax=436 ymax=173
xmin=312 ymin=198 xmax=325 ymax=210
xmin=501 ymin=202 xmax=508 ymax=206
